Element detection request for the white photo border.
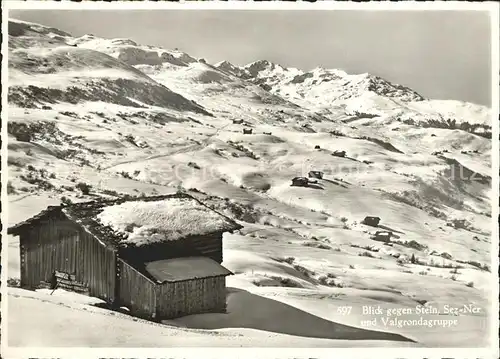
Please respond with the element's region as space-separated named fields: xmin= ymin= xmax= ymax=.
xmin=1 ymin=1 xmax=498 ymax=358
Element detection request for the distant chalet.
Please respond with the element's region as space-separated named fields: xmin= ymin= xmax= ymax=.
xmin=308 ymin=171 xmax=324 ymax=180
xmin=291 ymin=177 xmax=309 ymax=187
xmin=362 ymin=216 xmax=381 ymax=227
xmin=8 ymin=193 xmax=242 ymax=320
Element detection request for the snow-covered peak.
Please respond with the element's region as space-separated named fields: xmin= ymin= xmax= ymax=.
xmin=72 ymin=35 xmax=198 ymax=67
xmin=244 ymin=59 xmax=289 ymax=77
xmin=109 ymin=38 xmax=139 ymax=46
xmin=9 ymin=18 xmax=72 ymax=38
xmin=215 ymin=60 xmax=238 ymax=71
xmin=214 ymin=60 xmax=249 ymax=78
xmin=361 ymin=74 xmax=425 ymax=102
xmin=244 ymin=59 xmax=273 ymax=68
xmin=8 ymin=19 xmax=75 ymax=50
xmin=230 ymin=59 xmax=427 ymax=112
xmin=197 ymin=56 xmax=424 ymax=109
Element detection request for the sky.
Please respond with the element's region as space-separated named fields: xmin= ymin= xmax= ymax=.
xmin=10 ymin=9 xmax=493 ymax=106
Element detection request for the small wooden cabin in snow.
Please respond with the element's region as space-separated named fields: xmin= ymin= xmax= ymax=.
xmin=361 ymin=216 xmax=381 ymax=227
xmin=308 ymin=171 xmax=324 ymax=180
xmin=290 ymin=177 xmax=309 ymax=187
xmin=8 ymin=193 xmax=242 ymax=320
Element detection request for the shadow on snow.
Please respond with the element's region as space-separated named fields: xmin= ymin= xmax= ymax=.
xmin=163 ymin=287 xmax=416 ymax=343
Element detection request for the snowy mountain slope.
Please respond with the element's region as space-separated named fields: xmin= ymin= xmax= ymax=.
xmin=8 ymin=19 xmax=211 ymax=116
xmin=8 ymin=18 xmax=73 ymax=47
xmin=216 ymin=59 xmax=423 ymax=107
xmin=5 ymin=19 xmax=493 ymax=348
xmin=243 ymin=60 xmax=424 ymax=101
xmin=215 ymin=60 xmax=492 ymax=135
xmin=74 ymin=36 xmax=339 ymax=128
xmin=73 ymin=35 xmax=199 ymax=66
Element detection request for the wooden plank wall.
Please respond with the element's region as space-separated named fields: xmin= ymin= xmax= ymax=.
xmin=118 ymin=258 xmax=157 ymax=320
xmin=19 ymin=234 xmax=28 ymax=286
xmin=119 ymin=233 xmax=223 ymax=265
xmin=76 ymin=231 xmax=116 ymax=303
xmin=188 ymin=233 xmax=223 ymax=263
xmin=19 ymin=216 xmax=117 ymax=303
xmin=156 ymin=276 xmax=226 ymax=319
xmin=20 ymin=217 xmax=76 ymax=288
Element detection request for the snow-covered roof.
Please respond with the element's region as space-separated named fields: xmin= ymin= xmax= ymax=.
xmin=95 ymin=196 xmax=239 ymax=246
xmin=8 ymin=193 xmax=241 ymax=248
xmin=145 ymin=256 xmax=232 ymax=283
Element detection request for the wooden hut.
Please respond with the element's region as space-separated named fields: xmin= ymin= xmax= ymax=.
xmin=361 ymin=216 xmax=381 ymax=227
xmin=7 ymin=193 xmax=242 ymax=320
xmin=291 ymin=177 xmax=309 ymax=187
xmin=17 ymin=134 xmax=32 ymax=142
xmin=371 ymin=231 xmax=392 ymax=243
xmin=243 ymin=128 xmax=253 ymax=134
xmin=308 ymin=171 xmax=324 ymax=180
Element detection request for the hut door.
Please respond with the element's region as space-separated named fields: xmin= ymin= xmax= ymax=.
xmin=58 ymin=230 xmax=79 ymax=274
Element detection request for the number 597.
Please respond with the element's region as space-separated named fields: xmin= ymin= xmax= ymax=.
xmin=337 ymin=306 xmax=352 ymax=315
